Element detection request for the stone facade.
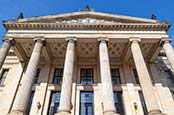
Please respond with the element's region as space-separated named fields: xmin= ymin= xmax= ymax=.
xmin=0 ymin=11 xmax=174 ymax=115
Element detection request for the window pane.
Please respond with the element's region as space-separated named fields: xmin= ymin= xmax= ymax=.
xmin=133 ymin=69 xmax=140 ymax=84
xmin=0 ymin=69 xmax=9 ymax=85
xmin=80 ymin=69 xmax=93 ymax=85
xmin=34 ymin=68 xmax=41 ymax=83
xmin=111 ymin=69 xmax=121 ymax=84
xmin=80 ymin=92 xmax=93 ymax=115
xmin=48 ymin=92 xmax=61 ymax=115
xmin=114 ymin=92 xmax=124 ymax=115
xmin=139 ymin=91 xmax=148 ymax=115
xmin=26 ymin=91 xmax=35 ymax=115
xmin=53 ymin=69 xmax=63 ymax=84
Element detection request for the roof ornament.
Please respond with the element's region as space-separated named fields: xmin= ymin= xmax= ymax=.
xmin=151 ymin=14 xmax=157 ymax=20
xmin=17 ymin=12 xmax=24 ymax=20
xmin=79 ymin=5 xmax=95 ymax=12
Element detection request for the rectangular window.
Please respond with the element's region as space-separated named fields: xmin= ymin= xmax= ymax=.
xmin=133 ymin=69 xmax=140 ymax=84
xmin=53 ymin=69 xmax=63 ymax=84
xmin=80 ymin=92 xmax=94 ymax=115
xmin=0 ymin=69 xmax=9 ymax=86
xmin=139 ymin=91 xmax=148 ymax=115
xmin=34 ymin=68 xmax=41 ymax=83
xmin=48 ymin=92 xmax=61 ymax=115
xmin=111 ymin=69 xmax=121 ymax=84
xmin=80 ymin=69 xmax=93 ymax=85
xmin=114 ymin=92 xmax=124 ymax=115
xmin=26 ymin=91 xmax=35 ymax=115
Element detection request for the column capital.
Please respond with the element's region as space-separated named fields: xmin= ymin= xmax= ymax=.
xmin=3 ymin=37 xmax=14 ymax=45
xmin=97 ymin=37 xmax=109 ymax=43
xmin=159 ymin=38 xmax=171 ymax=46
xmin=33 ymin=36 xmax=45 ymax=45
xmin=129 ymin=38 xmax=141 ymax=44
xmin=65 ymin=37 xmax=77 ymax=43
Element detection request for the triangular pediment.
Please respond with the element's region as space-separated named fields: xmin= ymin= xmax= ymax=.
xmin=3 ymin=11 xmax=170 ymax=31
xmin=12 ymin=11 xmax=160 ymax=24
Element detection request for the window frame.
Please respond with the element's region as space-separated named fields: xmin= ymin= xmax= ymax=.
xmin=80 ymin=68 xmax=94 ymax=85
xmin=26 ymin=91 xmax=35 ymax=115
xmin=34 ymin=68 xmax=41 ymax=84
xmin=113 ymin=91 xmax=124 ymax=115
xmin=53 ymin=68 xmax=63 ymax=84
xmin=80 ymin=91 xmax=94 ymax=115
xmin=111 ymin=68 xmax=121 ymax=84
xmin=47 ymin=91 xmax=61 ymax=115
xmin=133 ymin=69 xmax=140 ymax=84
xmin=0 ymin=69 xmax=9 ymax=86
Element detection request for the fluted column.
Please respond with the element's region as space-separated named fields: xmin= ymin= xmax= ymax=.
xmin=11 ymin=37 xmax=45 ymax=115
xmin=130 ymin=38 xmax=165 ymax=115
xmin=56 ymin=38 xmax=76 ymax=115
xmin=161 ymin=39 xmax=174 ymax=70
xmin=98 ymin=38 xmax=117 ymax=115
xmin=0 ymin=37 xmax=13 ymax=69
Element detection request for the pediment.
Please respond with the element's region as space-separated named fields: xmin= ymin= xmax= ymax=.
xmin=8 ymin=11 xmax=160 ymax=24
xmin=3 ymin=11 xmax=170 ymax=31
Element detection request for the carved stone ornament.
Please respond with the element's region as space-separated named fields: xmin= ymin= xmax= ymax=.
xmin=55 ymin=17 xmax=122 ymax=24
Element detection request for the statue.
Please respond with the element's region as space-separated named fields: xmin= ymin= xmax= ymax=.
xmin=151 ymin=14 xmax=156 ymax=20
xmin=79 ymin=5 xmax=95 ymax=12
xmin=17 ymin=12 xmax=24 ymax=20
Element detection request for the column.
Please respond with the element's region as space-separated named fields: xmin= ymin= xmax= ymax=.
xmin=11 ymin=37 xmax=45 ymax=115
xmin=0 ymin=37 xmax=13 ymax=69
xmin=98 ymin=38 xmax=117 ymax=115
xmin=56 ymin=38 xmax=76 ymax=115
xmin=130 ymin=38 xmax=165 ymax=115
xmin=161 ymin=39 xmax=174 ymax=70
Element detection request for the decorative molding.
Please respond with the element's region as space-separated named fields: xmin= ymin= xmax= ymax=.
xmin=55 ymin=17 xmax=122 ymax=24
xmin=3 ymin=22 xmax=170 ymax=31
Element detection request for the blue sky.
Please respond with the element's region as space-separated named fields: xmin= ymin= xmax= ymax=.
xmin=0 ymin=0 xmax=174 ymax=46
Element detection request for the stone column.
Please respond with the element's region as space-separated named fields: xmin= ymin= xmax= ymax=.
xmin=98 ymin=38 xmax=117 ymax=115
xmin=161 ymin=39 xmax=174 ymax=70
xmin=0 ymin=37 xmax=13 ymax=69
xmin=130 ymin=38 xmax=165 ymax=115
xmin=56 ymin=38 xmax=76 ymax=115
xmin=11 ymin=37 xmax=45 ymax=115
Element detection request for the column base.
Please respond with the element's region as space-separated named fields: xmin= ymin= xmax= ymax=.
xmin=148 ymin=110 xmax=167 ymax=115
xmin=55 ymin=110 xmax=71 ymax=115
xmin=8 ymin=111 xmax=26 ymax=115
xmin=103 ymin=110 xmax=119 ymax=115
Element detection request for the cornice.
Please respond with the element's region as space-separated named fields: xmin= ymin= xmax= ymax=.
xmin=3 ymin=22 xmax=170 ymax=31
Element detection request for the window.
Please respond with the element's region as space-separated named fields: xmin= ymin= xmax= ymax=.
xmin=34 ymin=68 xmax=41 ymax=83
xmin=80 ymin=69 xmax=93 ymax=85
xmin=0 ymin=69 xmax=9 ymax=86
xmin=114 ymin=92 xmax=124 ymax=115
xmin=53 ymin=69 xmax=63 ymax=84
xmin=164 ymin=69 xmax=174 ymax=86
xmin=133 ymin=69 xmax=140 ymax=84
xmin=48 ymin=92 xmax=61 ymax=115
xmin=80 ymin=92 xmax=94 ymax=115
xmin=26 ymin=91 xmax=35 ymax=115
xmin=139 ymin=91 xmax=148 ymax=115
xmin=111 ymin=69 xmax=121 ymax=84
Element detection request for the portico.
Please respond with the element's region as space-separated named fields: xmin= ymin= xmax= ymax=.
xmin=0 ymin=11 xmax=173 ymax=115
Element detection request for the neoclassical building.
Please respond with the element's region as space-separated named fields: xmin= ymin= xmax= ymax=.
xmin=0 ymin=10 xmax=174 ymax=115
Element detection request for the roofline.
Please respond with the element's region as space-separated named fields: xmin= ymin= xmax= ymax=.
xmin=3 ymin=11 xmax=168 ymax=24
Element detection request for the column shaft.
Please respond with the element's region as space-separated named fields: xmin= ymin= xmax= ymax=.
xmin=130 ymin=39 xmax=164 ymax=115
xmin=57 ymin=38 xmax=75 ymax=115
xmin=0 ymin=38 xmax=12 ymax=69
xmin=99 ymin=39 xmax=117 ymax=115
xmin=162 ymin=40 xmax=174 ymax=69
xmin=11 ymin=38 xmax=44 ymax=115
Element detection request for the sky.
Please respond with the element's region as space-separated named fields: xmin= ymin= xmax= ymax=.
xmin=0 ymin=0 xmax=174 ymax=46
